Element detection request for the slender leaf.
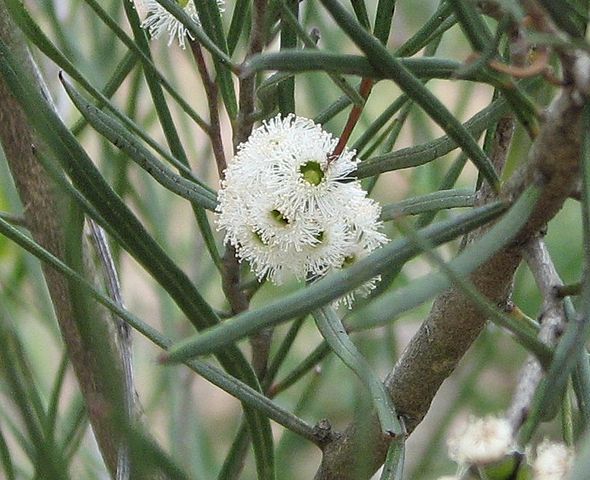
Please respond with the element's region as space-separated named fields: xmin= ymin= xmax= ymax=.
xmin=0 ymin=425 xmax=15 ymax=480
xmin=373 ymin=0 xmax=396 ymax=45
xmin=191 ymin=0 xmax=238 ymax=118
xmin=62 ymin=76 xmax=217 ymax=210
xmin=277 ymin=0 xmax=365 ymax=105
xmin=244 ymin=51 xmax=495 ymax=82
xmin=380 ymin=189 xmax=474 ymax=220
xmin=0 ymin=317 xmax=68 ymax=480
xmin=380 ymin=440 xmax=405 ymax=480
xmin=164 ymin=201 xmax=507 ymax=362
xmin=278 ymin=0 xmax=298 ymax=114
xmin=394 ymin=218 xmax=550 ymax=363
xmin=313 ymin=307 xmax=402 ymax=436
xmin=227 ymin=0 xmax=250 ymax=54
xmin=270 ymin=341 xmax=331 ymax=395
xmin=348 ymin=187 xmax=540 ymax=330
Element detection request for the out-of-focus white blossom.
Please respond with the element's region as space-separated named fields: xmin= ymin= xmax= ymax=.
xmin=447 ymin=416 xmax=513 ymax=465
xmin=532 ymin=440 xmax=573 ymax=480
xmin=140 ymin=0 xmax=223 ymax=49
xmin=216 ymin=114 xmax=387 ymax=306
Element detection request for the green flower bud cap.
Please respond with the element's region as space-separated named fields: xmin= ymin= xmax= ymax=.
xmin=270 ymin=209 xmax=290 ymax=226
xmin=300 ymin=161 xmax=325 ymax=186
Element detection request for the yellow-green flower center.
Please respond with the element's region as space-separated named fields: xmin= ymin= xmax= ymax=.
xmin=343 ymin=255 xmax=356 ymax=266
xmin=270 ymin=209 xmax=289 ymax=226
xmin=177 ymin=0 xmax=190 ymax=7
xmin=300 ymin=161 xmax=324 ymax=186
xmin=253 ymin=230 xmax=267 ymax=245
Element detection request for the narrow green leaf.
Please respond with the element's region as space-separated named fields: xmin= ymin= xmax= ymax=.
xmin=61 ymin=76 xmax=218 ymax=211
xmin=314 ymin=93 xmax=356 ymax=124
xmin=81 ymin=0 xmax=209 ymax=131
xmin=349 ymin=187 xmax=539 ymax=330
xmin=395 ymin=1 xmax=454 ymax=57
xmin=380 ymin=440 xmax=405 ymax=480
xmin=536 ymin=0 xmax=586 ymax=37
xmin=122 ymin=0 xmax=224 ymax=273
xmin=71 ymin=50 xmax=137 ymax=137
xmin=380 ymin=189 xmax=474 ymax=220
xmin=0 ymin=425 xmax=15 ymax=480
xmin=191 ymin=0 xmax=238 ymax=118
xmin=126 ymin=426 xmax=193 ymax=480
xmin=164 ymin=201 xmax=506 ymax=362
xmin=58 ymin=397 xmax=88 ymax=463
xmin=350 ymin=0 xmax=371 ymax=29
xmin=0 ymin=317 xmax=68 ymax=480
xmin=373 ymin=0 xmax=396 ymax=45
xmin=446 ymin=0 xmax=539 ymax=137
xmin=278 ymin=0 xmax=298 ymax=114
xmin=319 ymin=0 xmax=500 ymax=190
xmin=270 ymin=341 xmax=331 ymax=395
xmin=313 ymin=307 xmax=402 ymax=436
xmin=244 ymin=51 xmax=490 ymax=82
xmin=352 ymin=95 xmax=409 ymax=154
xmin=263 ymin=316 xmax=307 ymax=390
xmin=5 ymin=0 xmax=208 ymax=133
xmin=227 ymin=0 xmax=250 ymax=54
xmin=9 ymin=3 xmax=201 ymax=188
xmin=148 ymin=0 xmax=234 ymax=65
xmin=394 ymin=217 xmax=550 ymax=363
xmin=44 ymin=353 xmax=69 ymax=444
xmin=310 ymin=2 xmax=455 ymax=127
xmin=447 ymin=0 xmax=493 ymax=52
xmin=277 ymin=0 xmax=365 ymax=105
xmin=217 ymin=423 xmax=250 ymax=480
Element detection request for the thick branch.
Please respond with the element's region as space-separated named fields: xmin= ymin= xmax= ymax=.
xmin=315 ymin=73 xmax=585 ymax=480
xmin=0 ymin=6 xmax=131 ymax=477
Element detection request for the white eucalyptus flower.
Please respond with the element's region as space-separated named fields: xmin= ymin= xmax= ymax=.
xmin=140 ymin=0 xmax=223 ymax=49
xmin=447 ymin=416 xmax=514 ymax=465
xmin=532 ymin=440 xmax=573 ymax=480
xmin=216 ymin=114 xmax=387 ymax=307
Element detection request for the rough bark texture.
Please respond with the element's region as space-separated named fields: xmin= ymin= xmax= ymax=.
xmin=0 ymin=5 xmax=126 ymax=477
xmin=315 ymin=71 xmax=586 ymax=479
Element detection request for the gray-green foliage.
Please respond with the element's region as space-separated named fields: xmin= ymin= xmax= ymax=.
xmin=0 ymin=0 xmax=589 ymax=479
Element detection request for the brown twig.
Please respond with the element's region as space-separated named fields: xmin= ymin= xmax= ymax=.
xmin=330 ymin=77 xmax=373 ymax=161
xmin=486 ymin=48 xmax=550 ymax=78
xmin=190 ymin=41 xmax=227 ymax=176
xmin=506 ymin=237 xmax=567 ymax=431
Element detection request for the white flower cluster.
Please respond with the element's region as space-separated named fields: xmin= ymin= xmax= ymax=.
xmin=533 ymin=440 xmax=574 ymax=480
xmin=216 ymin=114 xmax=387 ymax=307
xmin=140 ymin=0 xmax=223 ymax=49
xmin=446 ymin=415 xmax=576 ymax=480
xmin=447 ymin=416 xmax=514 ymax=466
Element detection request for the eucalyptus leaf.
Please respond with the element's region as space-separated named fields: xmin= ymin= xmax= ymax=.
xmin=164 ymin=201 xmax=507 ymax=362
